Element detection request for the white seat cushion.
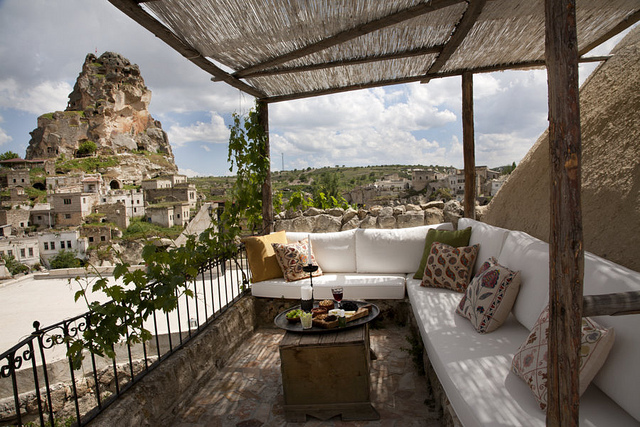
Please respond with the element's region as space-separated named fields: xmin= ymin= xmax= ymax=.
xmin=355 ymin=223 xmax=454 ymax=274
xmin=286 ymin=229 xmax=356 ymax=273
xmin=497 ymin=230 xmax=551 ymax=331
xmin=458 ymin=218 xmax=511 ymax=277
xmin=251 ymin=273 xmax=406 ymax=300
xmin=406 ymin=279 xmax=638 ymax=427
xmin=582 ymin=251 xmax=640 ymax=422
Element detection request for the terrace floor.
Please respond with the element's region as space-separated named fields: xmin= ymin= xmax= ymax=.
xmin=170 ymin=325 xmax=442 ymax=426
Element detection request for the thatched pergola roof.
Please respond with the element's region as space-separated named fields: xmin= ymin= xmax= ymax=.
xmin=110 ymin=0 xmax=638 ymax=103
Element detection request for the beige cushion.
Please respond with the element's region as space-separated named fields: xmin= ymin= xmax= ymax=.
xmin=456 ymin=257 xmax=522 ymax=333
xmin=242 ymin=230 xmax=287 ymax=283
xmin=272 ymin=238 xmax=323 ymax=282
xmin=421 ymin=242 xmax=479 ymax=293
xmin=511 ymin=305 xmax=615 ymax=411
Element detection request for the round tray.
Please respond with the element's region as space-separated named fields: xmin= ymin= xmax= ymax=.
xmin=274 ymin=300 xmax=379 ymax=333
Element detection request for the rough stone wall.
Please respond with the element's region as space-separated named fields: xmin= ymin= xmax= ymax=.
xmin=483 ymin=27 xmax=640 ymax=273
xmin=274 ymin=200 xmax=467 ymax=233
xmin=90 ymin=294 xmax=256 ymax=427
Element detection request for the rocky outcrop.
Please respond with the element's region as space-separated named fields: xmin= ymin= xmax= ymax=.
xmin=25 ymin=52 xmax=177 ymax=181
xmin=274 ymin=200 xmax=467 ymax=232
xmin=483 ymin=27 xmax=640 ymax=272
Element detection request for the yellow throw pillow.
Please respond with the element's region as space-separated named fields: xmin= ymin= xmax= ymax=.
xmin=242 ymin=230 xmax=287 ymax=283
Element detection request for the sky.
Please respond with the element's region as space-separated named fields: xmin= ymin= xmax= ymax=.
xmin=0 ymin=1 xmax=631 ymax=177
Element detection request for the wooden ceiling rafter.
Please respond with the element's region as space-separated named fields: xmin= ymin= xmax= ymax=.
xmin=421 ymin=0 xmax=488 ymax=83
xmin=108 ymin=0 xmax=266 ymax=99
xmin=233 ymin=45 xmax=444 ymax=80
xmin=233 ymin=0 xmax=466 ymax=78
xmin=579 ymin=9 xmax=640 ymax=55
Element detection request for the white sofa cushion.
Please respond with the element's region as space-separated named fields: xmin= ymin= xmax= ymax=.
xmin=582 ymin=252 xmax=640 ymax=422
xmin=286 ymin=229 xmax=356 ymax=273
xmin=250 ymin=273 xmax=405 ymax=300
xmin=498 ymin=230 xmax=551 ymax=330
xmin=355 ymin=223 xmax=453 ymax=274
xmin=458 ymin=218 xmax=510 ymax=277
xmin=406 ymin=279 xmax=638 ymax=427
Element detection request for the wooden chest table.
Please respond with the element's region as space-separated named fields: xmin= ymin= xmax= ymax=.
xmin=278 ymin=324 xmax=379 ymax=422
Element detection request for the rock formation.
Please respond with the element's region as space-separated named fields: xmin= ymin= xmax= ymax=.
xmin=483 ymin=27 xmax=640 ymax=273
xmin=25 ymin=52 xmax=177 ymax=181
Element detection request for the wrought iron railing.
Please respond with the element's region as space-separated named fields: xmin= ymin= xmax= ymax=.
xmin=0 ymin=246 xmax=250 ymax=426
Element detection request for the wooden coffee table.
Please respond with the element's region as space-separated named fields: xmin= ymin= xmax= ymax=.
xmin=278 ymin=324 xmax=379 ymax=422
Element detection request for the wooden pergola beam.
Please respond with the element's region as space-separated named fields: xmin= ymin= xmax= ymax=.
xmin=462 ymin=72 xmax=476 ymax=219
xmin=583 ymin=291 xmax=640 ymax=317
xmin=108 ymin=0 xmax=266 ymax=99
xmin=545 ymin=0 xmax=583 ymax=424
xmin=257 ymin=100 xmax=273 ymax=235
xmin=235 ymin=0 xmax=465 ymax=77
xmin=422 ymin=0 xmax=488 ymax=83
xmin=235 ymin=46 xmax=443 ymax=79
xmin=579 ymin=9 xmax=640 ymax=56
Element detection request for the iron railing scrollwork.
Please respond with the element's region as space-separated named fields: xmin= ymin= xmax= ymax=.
xmin=0 ymin=245 xmax=250 ymax=426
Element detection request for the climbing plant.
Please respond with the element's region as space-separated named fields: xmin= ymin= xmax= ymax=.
xmin=66 ymin=102 xmax=269 ymax=368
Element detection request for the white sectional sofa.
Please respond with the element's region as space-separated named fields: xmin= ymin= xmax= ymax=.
xmin=250 ymin=219 xmax=640 ymax=426
xmin=250 ymin=223 xmax=454 ymax=300
xmin=408 ymin=218 xmax=640 ymax=426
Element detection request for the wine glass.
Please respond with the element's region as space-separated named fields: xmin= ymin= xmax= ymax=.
xmin=331 ymin=287 xmax=343 ymax=308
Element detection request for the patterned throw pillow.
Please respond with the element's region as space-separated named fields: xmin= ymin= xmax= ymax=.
xmin=456 ymin=257 xmax=521 ymax=333
xmin=272 ymin=239 xmax=323 ymax=282
xmin=421 ymin=242 xmax=479 ymax=293
xmin=511 ymin=305 xmax=615 ymax=410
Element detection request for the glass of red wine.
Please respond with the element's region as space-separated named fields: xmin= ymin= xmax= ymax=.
xmin=331 ymin=287 xmax=343 ymax=308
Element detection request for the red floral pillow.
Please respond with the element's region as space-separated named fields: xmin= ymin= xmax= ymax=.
xmin=272 ymin=239 xmax=323 ymax=282
xmin=421 ymin=242 xmax=479 ymax=292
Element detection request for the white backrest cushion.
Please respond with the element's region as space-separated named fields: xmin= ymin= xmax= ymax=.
xmin=498 ymin=230 xmax=550 ymax=330
xmin=355 ymin=223 xmax=454 ymax=274
xmin=286 ymin=229 xmax=356 ymax=272
xmin=458 ymin=218 xmax=510 ymax=276
xmin=583 ymin=252 xmax=640 ymax=422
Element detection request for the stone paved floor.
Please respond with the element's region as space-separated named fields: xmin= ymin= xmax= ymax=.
xmin=170 ymin=325 xmax=442 ymax=427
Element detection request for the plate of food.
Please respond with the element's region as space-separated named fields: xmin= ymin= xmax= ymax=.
xmin=274 ymin=300 xmax=379 ymax=333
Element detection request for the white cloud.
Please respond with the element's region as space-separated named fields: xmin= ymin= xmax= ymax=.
xmin=166 ymin=112 xmax=229 ymax=147
xmin=0 ymin=79 xmax=72 ymax=114
xmin=179 ymin=168 xmax=204 ymax=178
xmin=0 ymin=115 xmax=12 ymax=145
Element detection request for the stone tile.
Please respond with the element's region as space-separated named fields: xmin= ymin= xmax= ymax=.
xmin=169 ymin=326 xmax=442 ymax=426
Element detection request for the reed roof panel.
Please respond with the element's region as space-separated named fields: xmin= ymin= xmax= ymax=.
xmin=112 ymin=0 xmax=640 ymax=101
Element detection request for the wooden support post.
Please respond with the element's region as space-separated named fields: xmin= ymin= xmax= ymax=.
xmin=462 ymin=72 xmax=476 ymax=219
xmin=257 ymin=100 xmax=274 ymax=234
xmin=545 ymin=0 xmax=583 ymax=425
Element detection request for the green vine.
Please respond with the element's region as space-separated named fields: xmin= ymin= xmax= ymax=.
xmin=65 ymin=101 xmax=269 ymax=369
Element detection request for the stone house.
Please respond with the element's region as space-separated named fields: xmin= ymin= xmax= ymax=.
xmin=0 ymin=207 xmax=31 ymax=232
xmin=141 ymin=177 xmax=173 ymax=190
xmin=145 ymin=183 xmax=197 ymax=209
xmin=30 ymin=203 xmax=54 ymax=229
xmin=100 ymin=189 xmax=145 ymax=219
xmin=37 ymin=230 xmax=88 ymax=265
xmin=6 ymin=170 xmax=30 ymax=189
xmin=82 ymin=175 xmax=102 ymax=193
xmin=46 ymin=174 xmax=85 ymax=193
xmin=80 ymin=225 xmax=113 ymax=247
xmin=93 ymin=202 xmax=129 ymax=230
xmin=50 ymin=192 xmax=100 ymax=227
xmin=411 ymin=169 xmax=446 ymax=192
xmin=0 ymin=236 xmax=40 ymax=266
xmin=146 ymin=202 xmax=190 ymax=228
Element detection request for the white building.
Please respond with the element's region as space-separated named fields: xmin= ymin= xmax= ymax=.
xmin=101 ymin=189 xmax=146 ymax=218
xmin=0 ymin=236 xmax=40 ymax=266
xmin=38 ymin=230 xmax=89 ymax=266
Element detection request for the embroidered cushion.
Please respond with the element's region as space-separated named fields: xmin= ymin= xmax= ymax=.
xmin=242 ymin=231 xmax=287 ymax=283
xmin=414 ymin=227 xmax=472 ymax=280
xmin=272 ymin=239 xmax=323 ymax=282
xmin=456 ymin=257 xmax=522 ymax=333
xmin=511 ymin=305 xmax=615 ymax=410
xmin=421 ymin=242 xmax=479 ymax=293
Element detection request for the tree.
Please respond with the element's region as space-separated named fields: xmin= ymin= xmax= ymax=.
xmin=2 ymin=255 xmax=29 ymax=275
xmin=0 ymin=151 xmax=19 ymax=162
xmin=77 ymin=140 xmax=98 ymax=157
xmin=49 ymin=249 xmax=83 ymax=269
